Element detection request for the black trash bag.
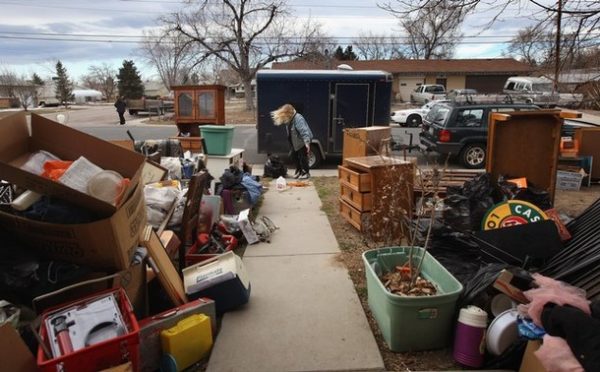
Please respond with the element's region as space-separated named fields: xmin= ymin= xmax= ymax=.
xmin=220 ymin=166 xmax=244 ymax=189
xmin=443 ymin=174 xmax=495 ymax=232
xmin=457 ymin=263 xmax=508 ymax=311
xmin=443 ymin=194 xmax=471 ymax=232
xmin=497 ymin=176 xmax=552 ymax=210
xmin=263 ymin=154 xmax=287 ymax=178
xmin=483 ymin=338 xmax=527 ymax=370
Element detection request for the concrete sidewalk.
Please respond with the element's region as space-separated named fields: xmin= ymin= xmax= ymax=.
xmin=206 ymin=178 xmax=384 ymax=372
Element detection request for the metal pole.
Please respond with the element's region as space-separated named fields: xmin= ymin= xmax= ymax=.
xmin=554 ymin=0 xmax=562 ymax=93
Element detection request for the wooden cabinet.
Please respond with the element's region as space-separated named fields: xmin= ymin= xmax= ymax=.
xmin=487 ymin=110 xmax=579 ymax=204
xmin=574 ymin=128 xmax=600 ymax=181
xmin=342 ymin=126 xmax=391 ymax=160
xmin=172 ymin=85 xmax=226 ymax=136
xmin=339 ymin=156 xmax=414 ymax=242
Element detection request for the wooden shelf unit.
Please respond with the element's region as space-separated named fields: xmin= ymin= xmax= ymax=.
xmin=339 ymin=156 xmax=414 ymax=242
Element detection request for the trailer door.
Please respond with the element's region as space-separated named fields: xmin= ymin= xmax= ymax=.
xmin=332 ymin=83 xmax=370 ymax=152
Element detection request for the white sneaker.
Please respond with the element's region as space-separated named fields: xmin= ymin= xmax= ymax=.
xmin=298 ymin=173 xmax=310 ymax=180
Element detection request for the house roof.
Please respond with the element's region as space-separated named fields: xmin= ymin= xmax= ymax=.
xmin=271 ymin=58 xmax=533 ymax=75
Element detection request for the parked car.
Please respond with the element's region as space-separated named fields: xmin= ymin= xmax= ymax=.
xmin=419 ymin=102 xmax=539 ymax=168
xmin=390 ymin=100 xmax=450 ymax=127
xmin=410 ymin=84 xmax=446 ymax=104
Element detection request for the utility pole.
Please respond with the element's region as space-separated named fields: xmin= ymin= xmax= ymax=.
xmin=554 ymin=0 xmax=562 ymax=93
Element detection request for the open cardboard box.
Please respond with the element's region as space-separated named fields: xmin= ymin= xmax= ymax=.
xmin=0 ymin=112 xmax=147 ymax=270
xmin=0 ymin=112 xmax=146 ymax=217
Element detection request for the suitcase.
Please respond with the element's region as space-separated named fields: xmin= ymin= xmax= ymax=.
xmin=160 ymin=314 xmax=213 ymax=372
xmin=138 ymin=298 xmax=216 ymax=372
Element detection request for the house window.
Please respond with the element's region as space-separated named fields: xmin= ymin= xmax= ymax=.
xmin=436 ymin=78 xmax=447 ymax=88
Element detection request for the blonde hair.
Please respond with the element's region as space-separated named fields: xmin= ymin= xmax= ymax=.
xmin=271 ymin=104 xmax=296 ymax=126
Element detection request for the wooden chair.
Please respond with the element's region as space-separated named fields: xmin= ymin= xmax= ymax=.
xmin=177 ymin=171 xmax=210 ymax=272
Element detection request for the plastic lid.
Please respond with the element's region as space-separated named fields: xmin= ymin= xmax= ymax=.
xmin=87 ymin=170 xmax=124 ymax=205
xmin=486 ymin=309 xmax=518 ymax=356
xmin=458 ymin=306 xmax=488 ymax=328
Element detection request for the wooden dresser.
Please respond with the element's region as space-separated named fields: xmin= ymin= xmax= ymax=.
xmin=339 ymin=156 xmax=414 ymax=242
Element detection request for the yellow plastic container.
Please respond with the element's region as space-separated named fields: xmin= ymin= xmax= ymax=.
xmin=160 ymin=314 xmax=213 ymax=371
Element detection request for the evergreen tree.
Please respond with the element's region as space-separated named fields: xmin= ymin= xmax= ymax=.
xmin=334 ymin=46 xmax=358 ymax=61
xmin=54 ymin=61 xmax=74 ymax=107
xmin=117 ymin=60 xmax=144 ymax=99
xmin=32 ymin=73 xmax=44 ymax=86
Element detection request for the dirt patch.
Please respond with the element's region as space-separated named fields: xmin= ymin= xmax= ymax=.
xmin=313 ymin=176 xmax=600 ymax=371
xmin=141 ymin=98 xmax=257 ymax=126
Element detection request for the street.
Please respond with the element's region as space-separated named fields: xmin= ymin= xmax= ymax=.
xmin=35 ymin=105 xmax=433 ymax=167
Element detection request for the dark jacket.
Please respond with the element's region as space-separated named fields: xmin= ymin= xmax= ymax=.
xmin=114 ymin=98 xmax=126 ymax=113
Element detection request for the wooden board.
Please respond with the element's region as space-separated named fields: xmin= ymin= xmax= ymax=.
xmin=141 ymin=225 xmax=187 ymax=306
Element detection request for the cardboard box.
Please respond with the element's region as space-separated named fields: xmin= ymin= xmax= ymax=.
xmin=519 ymin=340 xmax=547 ymax=372
xmin=237 ymin=208 xmax=259 ymax=244
xmin=0 ymin=112 xmax=146 ymax=217
xmin=0 ymin=184 xmax=146 ymax=270
xmin=0 ymin=324 xmax=37 ymax=372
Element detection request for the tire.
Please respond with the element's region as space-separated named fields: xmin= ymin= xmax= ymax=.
xmin=460 ymin=143 xmax=486 ymax=169
xmin=308 ymin=143 xmax=322 ymax=169
xmin=406 ymin=114 xmax=422 ymax=127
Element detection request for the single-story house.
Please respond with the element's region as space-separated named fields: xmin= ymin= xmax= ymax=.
xmin=542 ymin=68 xmax=600 ymax=93
xmin=271 ymin=58 xmax=533 ymax=102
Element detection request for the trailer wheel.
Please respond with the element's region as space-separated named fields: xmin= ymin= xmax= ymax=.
xmin=308 ymin=144 xmax=322 ymax=169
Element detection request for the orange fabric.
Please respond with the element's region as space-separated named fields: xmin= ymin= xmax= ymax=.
xmin=41 ymin=160 xmax=73 ymax=180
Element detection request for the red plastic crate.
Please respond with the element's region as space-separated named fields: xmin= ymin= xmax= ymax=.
xmin=37 ymin=288 xmax=140 ymax=372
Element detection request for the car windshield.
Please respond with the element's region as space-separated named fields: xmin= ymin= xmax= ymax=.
xmin=532 ymin=83 xmax=553 ymax=92
xmin=426 ymin=105 xmax=450 ymax=124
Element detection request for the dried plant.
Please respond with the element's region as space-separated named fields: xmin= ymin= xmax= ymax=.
xmin=343 ymin=129 xmax=449 ymax=292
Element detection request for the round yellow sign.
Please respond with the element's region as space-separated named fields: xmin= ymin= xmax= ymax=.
xmin=482 ymin=200 xmax=548 ymax=230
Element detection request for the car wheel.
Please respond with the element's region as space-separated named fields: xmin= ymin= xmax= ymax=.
xmin=406 ymin=114 xmax=422 ymax=127
xmin=308 ymin=143 xmax=322 ymax=169
xmin=460 ymin=143 xmax=486 ymax=169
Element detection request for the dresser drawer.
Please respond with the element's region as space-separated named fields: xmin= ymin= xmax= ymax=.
xmin=339 ymin=198 xmax=368 ymax=232
xmin=340 ymin=182 xmax=372 ymax=211
xmin=338 ymin=165 xmax=371 ymax=192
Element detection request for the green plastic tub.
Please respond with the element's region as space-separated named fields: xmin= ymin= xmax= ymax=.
xmin=362 ymin=247 xmax=463 ymax=352
xmin=200 ymin=125 xmax=235 ymax=155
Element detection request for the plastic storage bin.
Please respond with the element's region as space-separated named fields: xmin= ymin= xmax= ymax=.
xmin=160 ymin=314 xmax=213 ymax=371
xmin=556 ymin=170 xmax=583 ymax=191
xmin=200 ymin=125 xmax=234 ymax=155
xmin=362 ymin=247 xmax=463 ymax=352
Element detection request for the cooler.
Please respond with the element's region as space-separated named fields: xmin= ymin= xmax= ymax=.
xmin=183 ymin=251 xmax=251 ymax=314
xmin=138 ymin=298 xmax=216 ymax=372
xmin=160 ymin=314 xmax=213 ymax=371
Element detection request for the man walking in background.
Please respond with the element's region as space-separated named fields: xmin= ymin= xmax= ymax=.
xmin=114 ymin=96 xmax=127 ymax=125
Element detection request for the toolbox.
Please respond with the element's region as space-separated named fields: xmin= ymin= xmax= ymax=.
xmin=183 ymin=251 xmax=251 ymax=314
xmin=36 ymin=288 xmax=140 ymax=372
xmin=160 ymin=314 xmax=213 ymax=371
xmin=138 ymin=298 xmax=216 ymax=372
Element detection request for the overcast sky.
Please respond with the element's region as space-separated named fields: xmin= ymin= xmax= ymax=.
xmin=0 ymin=0 xmax=549 ymax=83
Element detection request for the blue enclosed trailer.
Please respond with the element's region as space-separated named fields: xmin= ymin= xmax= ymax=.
xmin=256 ymin=69 xmax=392 ymax=167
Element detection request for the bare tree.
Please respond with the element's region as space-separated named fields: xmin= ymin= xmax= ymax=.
xmin=0 ymin=66 xmax=38 ymax=110
xmin=354 ymin=31 xmax=405 ymax=60
xmin=166 ymin=0 xmax=323 ymax=110
xmin=82 ymin=63 xmax=117 ymax=101
xmin=382 ymin=0 xmax=471 ymax=59
xmin=139 ymin=29 xmax=196 ymax=90
xmin=380 ymin=0 xmax=600 ymax=79
xmin=505 ymin=25 xmax=554 ymax=67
